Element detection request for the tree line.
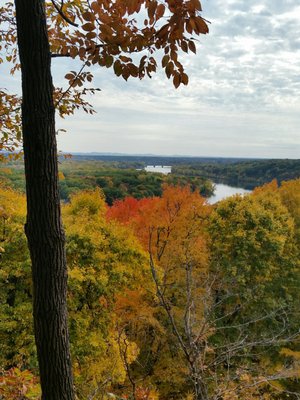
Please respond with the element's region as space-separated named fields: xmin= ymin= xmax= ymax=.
xmin=172 ymin=159 xmax=300 ymax=189
xmin=0 ymin=160 xmax=214 ymax=204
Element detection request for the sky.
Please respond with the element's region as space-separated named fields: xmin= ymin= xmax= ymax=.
xmin=9 ymin=0 xmax=300 ymax=158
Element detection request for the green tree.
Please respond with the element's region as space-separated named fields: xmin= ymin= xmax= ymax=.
xmin=208 ymin=183 xmax=300 ymax=398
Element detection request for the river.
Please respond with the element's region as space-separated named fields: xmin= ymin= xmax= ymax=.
xmin=208 ymin=183 xmax=251 ymax=204
xmin=143 ymin=166 xmax=251 ymax=203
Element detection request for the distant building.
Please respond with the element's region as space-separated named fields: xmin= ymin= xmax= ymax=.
xmin=144 ymin=165 xmax=172 ymax=175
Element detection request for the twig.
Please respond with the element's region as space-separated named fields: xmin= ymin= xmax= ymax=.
xmin=51 ymin=0 xmax=78 ymax=27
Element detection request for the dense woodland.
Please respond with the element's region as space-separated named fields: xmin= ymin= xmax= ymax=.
xmin=1 ymin=157 xmax=300 ymax=204
xmin=171 ymin=159 xmax=300 ymax=189
xmin=66 ymin=155 xmax=300 ymax=190
xmin=0 ymin=160 xmax=214 ymax=204
xmin=1 ymin=177 xmax=300 ymax=399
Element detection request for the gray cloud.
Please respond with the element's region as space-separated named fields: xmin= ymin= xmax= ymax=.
xmin=51 ymin=0 xmax=300 ymax=158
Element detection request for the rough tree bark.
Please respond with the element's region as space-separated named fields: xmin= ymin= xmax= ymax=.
xmin=14 ymin=1 xmax=75 ymax=398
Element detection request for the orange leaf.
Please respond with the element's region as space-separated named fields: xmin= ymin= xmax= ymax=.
xmin=192 ymin=0 xmax=202 ymax=11
xmin=188 ymin=0 xmax=202 ymax=11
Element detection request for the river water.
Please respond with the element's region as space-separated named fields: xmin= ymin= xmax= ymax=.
xmin=208 ymin=183 xmax=251 ymax=204
xmin=144 ymin=166 xmax=251 ymax=203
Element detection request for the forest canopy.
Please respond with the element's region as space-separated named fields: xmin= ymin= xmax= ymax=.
xmin=1 ymin=178 xmax=300 ymax=399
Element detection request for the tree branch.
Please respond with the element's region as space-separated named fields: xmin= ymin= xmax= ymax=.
xmin=50 ymin=0 xmax=78 ymax=27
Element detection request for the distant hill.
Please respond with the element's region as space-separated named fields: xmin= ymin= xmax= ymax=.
xmin=67 ymin=153 xmax=261 ymax=166
xmin=172 ymin=159 xmax=300 ymax=189
xmin=66 ymin=155 xmax=300 ymax=189
xmin=2 ymin=156 xmax=299 ymax=194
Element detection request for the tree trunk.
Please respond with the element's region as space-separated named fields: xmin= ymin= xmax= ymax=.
xmin=190 ymin=364 xmax=208 ymax=400
xmin=14 ymin=1 xmax=75 ymax=398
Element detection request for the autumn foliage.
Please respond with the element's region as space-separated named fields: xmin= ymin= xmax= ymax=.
xmin=1 ymin=180 xmax=300 ymax=398
xmin=49 ymin=0 xmax=209 ymax=87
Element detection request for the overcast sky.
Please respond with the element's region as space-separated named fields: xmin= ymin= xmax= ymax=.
xmin=17 ymin=1 xmax=300 ymax=158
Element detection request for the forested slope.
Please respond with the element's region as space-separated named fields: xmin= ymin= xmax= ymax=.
xmin=0 ymin=160 xmax=214 ymax=204
xmin=1 ymin=179 xmax=300 ymax=399
xmin=173 ymin=159 xmax=300 ymax=189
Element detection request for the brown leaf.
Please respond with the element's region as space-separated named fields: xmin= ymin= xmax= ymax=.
xmin=82 ymin=22 xmax=95 ymax=32
xmin=82 ymin=11 xmax=95 ymax=22
xmin=195 ymin=17 xmax=209 ymax=34
xmin=156 ymin=4 xmax=165 ymax=20
xmin=119 ymin=55 xmax=132 ymax=63
xmin=157 ymin=24 xmax=169 ymax=39
xmin=162 ymin=54 xmax=169 ymax=68
xmin=181 ymin=73 xmax=189 ymax=85
xmin=188 ymin=0 xmax=202 ymax=12
xmin=69 ymin=47 xmax=78 ymax=58
xmin=86 ymin=31 xmax=97 ymax=40
xmin=122 ymin=66 xmax=130 ymax=81
xmin=113 ymin=60 xmax=122 ymax=76
xmin=173 ymin=73 xmax=181 ymax=88
xmin=165 ymin=61 xmax=174 ymax=78
xmin=128 ymin=63 xmax=139 ymax=77
xmin=148 ymin=0 xmax=158 ymax=20
xmin=186 ymin=20 xmax=193 ymax=34
xmin=193 ymin=0 xmax=202 ymax=11
xmin=65 ymin=73 xmax=75 ymax=80
xmin=79 ymin=47 xmax=86 ymax=58
xmin=181 ymin=41 xmax=188 ymax=53
xmin=139 ymin=55 xmax=147 ymax=68
xmin=105 ymin=55 xmax=114 ymax=68
xmin=90 ymin=1 xmax=101 ymax=14
xmin=188 ymin=40 xmax=196 ymax=54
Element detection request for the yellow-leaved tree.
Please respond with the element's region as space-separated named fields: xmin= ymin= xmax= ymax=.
xmin=63 ymin=189 xmax=150 ymax=398
xmin=0 ymin=186 xmax=153 ymax=399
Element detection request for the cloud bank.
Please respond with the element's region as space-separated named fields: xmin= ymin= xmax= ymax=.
xmin=53 ymin=0 xmax=300 ymax=158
